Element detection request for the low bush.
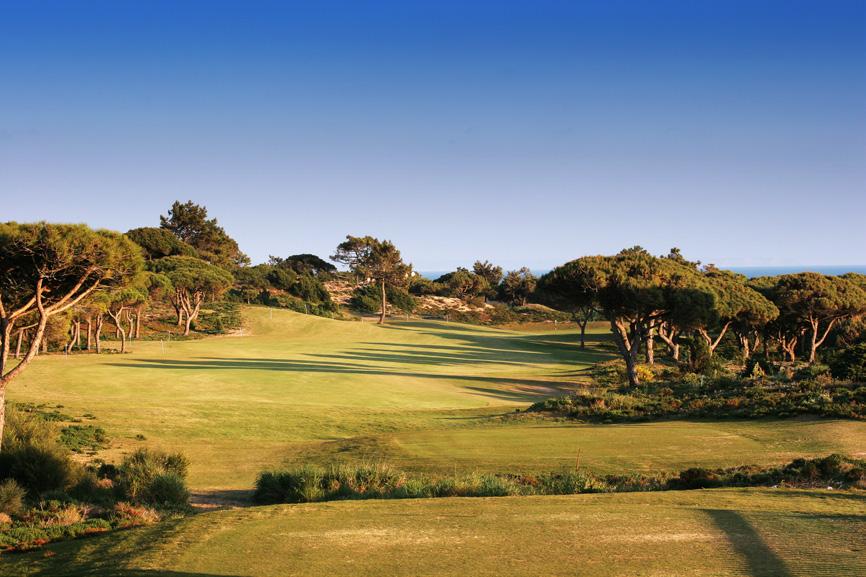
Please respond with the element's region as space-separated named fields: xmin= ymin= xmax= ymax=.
xmin=60 ymin=424 xmax=108 ymax=454
xmin=197 ymin=301 xmax=243 ymax=334
xmin=111 ymin=502 xmax=160 ymax=528
xmin=828 ymin=343 xmax=866 ymax=382
xmin=351 ymin=285 xmax=416 ymax=315
xmin=254 ymin=455 xmax=866 ymax=506
xmin=527 ymin=379 xmax=866 ymax=422
xmin=115 ymin=449 xmax=190 ymax=509
xmin=0 ymin=409 xmax=80 ymax=495
xmin=0 ymin=480 xmax=26 ymax=516
xmin=142 ymin=473 xmax=190 ymax=509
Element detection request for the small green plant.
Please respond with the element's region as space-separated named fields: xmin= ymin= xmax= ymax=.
xmin=60 ymin=425 xmax=108 ymax=453
xmin=0 ymin=480 xmax=26 ymax=516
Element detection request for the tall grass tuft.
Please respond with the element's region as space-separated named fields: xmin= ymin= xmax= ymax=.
xmin=254 ymin=454 xmax=866 ymax=505
xmin=115 ymin=449 xmax=190 ymax=509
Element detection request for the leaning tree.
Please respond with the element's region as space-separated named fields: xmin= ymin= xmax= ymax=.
xmin=332 ymin=236 xmax=411 ymax=325
xmin=759 ymin=273 xmax=866 ymax=363
xmin=0 ymin=222 xmax=142 ymax=447
xmin=149 ymin=256 xmax=234 ymax=336
xmin=695 ymin=269 xmax=779 ymax=358
xmin=549 ymin=248 xmax=714 ymax=386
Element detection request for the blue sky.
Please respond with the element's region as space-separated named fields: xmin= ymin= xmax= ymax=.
xmin=1 ymin=0 xmax=864 ymax=269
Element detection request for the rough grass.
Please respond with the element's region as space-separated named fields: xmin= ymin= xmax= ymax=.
xmin=2 ymin=488 xmax=864 ymax=576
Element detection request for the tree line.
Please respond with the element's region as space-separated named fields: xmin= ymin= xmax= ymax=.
xmin=534 ymin=247 xmax=866 ymax=386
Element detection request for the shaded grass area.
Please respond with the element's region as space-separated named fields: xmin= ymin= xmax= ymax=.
xmin=3 ymin=489 xmax=864 ymax=577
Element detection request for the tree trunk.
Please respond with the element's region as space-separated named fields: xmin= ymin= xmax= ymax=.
xmin=378 ymin=278 xmax=387 ymax=325
xmin=108 ymin=309 xmax=128 ymax=353
xmin=134 ymin=305 xmax=143 ymax=339
xmin=95 ymin=315 xmax=103 ymax=354
xmin=610 ymin=318 xmax=641 ymax=387
xmin=174 ymin=294 xmax=184 ymax=327
xmin=739 ymin=334 xmax=751 ymax=360
xmin=578 ymin=320 xmax=587 ymax=349
xmin=65 ymin=326 xmax=74 ymax=354
xmin=656 ymin=323 xmax=680 ymax=361
xmin=646 ymin=326 xmax=655 ymax=365
xmin=15 ymin=330 xmax=23 ymax=360
xmin=184 ymin=314 xmax=193 ymax=336
xmin=86 ymin=319 xmax=93 ymax=351
xmin=808 ymin=317 xmax=837 ymax=364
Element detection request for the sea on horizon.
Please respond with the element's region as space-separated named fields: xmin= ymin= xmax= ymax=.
xmin=418 ymin=265 xmax=866 ymax=280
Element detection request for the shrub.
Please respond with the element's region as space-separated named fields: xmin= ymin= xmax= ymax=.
xmin=527 ymin=378 xmax=866 ymax=422
xmin=669 ymin=468 xmax=722 ymax=489
xmin=793 ymin=364 xmax=832 ymax=383
xmin=68 ymin=470 xmax=115 ymax=506
xmin=0 ymin=410 xmax=79 ymax=496
xmin=253 ymin=455 xmax=866 ymax=505
xmin=111 ymin=502 xmax=160 ymax=528
xmin=116 ymin=449 xmax=190 ymax=508
xmin=141 ymin=474 xmax=190 ymax=509
xmin=263 ymin=466 xmax=327 ymax=504
xmin=351 ymin=284 xmax=416 ymax=315
xmin=828 ymin=343 xmax=866 ymax=382
xmin=0 ymin=480 xmax=26 ymax=516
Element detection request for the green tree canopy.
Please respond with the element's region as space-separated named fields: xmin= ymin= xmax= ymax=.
xmin=160 ymin=201 xmax=249 ymax=269
xmin=500 ymin=268 xmax=537 ymax=306
xmin=757 ymin=272 xmax=866 ymax=363
xmin=126 ymin=227 xmax=198 ymax=260
xmin=332 ymin=236 xmax=411 ymax=324
xmin=149 ymin=256 xmax=234 ymax=335
xmin=535 ymin=260 xmax=601 ymax=348
xmin=434 ymin=268 xmax=490 ymax=301
xmin=270 ymin=254 xmax=337 ymax=276
xmin=696 ymin=269 xmax=779 ymax=356
xmin=472 ymin=261 xmax=503 ymax=299
xmin=549 ymin=248 xmax=714 ymax=386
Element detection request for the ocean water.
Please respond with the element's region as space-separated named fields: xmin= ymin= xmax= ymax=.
xmin=418 ymin=265 xmax=866 ymax=280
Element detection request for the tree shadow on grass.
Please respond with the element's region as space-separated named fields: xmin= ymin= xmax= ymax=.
xmin=375 ymin=323 xmax=614 ymax=366
xmin=30 ymin=571 xmax=248 ymax=577
xmin=110 ymin=357 xmax=579 ymax=402
xmin=5 ymin=517 xmax=250 ymax=577
xmin=703 ymin=509 xmax=793 ymax=577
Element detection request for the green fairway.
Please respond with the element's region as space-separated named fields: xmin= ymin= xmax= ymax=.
xmin=8 ymin=307 xmax=866 ymax=490
xmin=4 ymin=488 xmax=864 ymax=576
xmin=304 ymin=418 xmax=866 ymax=475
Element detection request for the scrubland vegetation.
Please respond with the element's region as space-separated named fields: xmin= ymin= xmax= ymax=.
xmin=254 ymin=454 xmax=866 ymax=505
xmin=1 ymin=203 xmax=865 ymax=574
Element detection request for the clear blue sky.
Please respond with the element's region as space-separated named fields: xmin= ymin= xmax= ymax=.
xmin=2 ymin=0 xmax=864 ymax=269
